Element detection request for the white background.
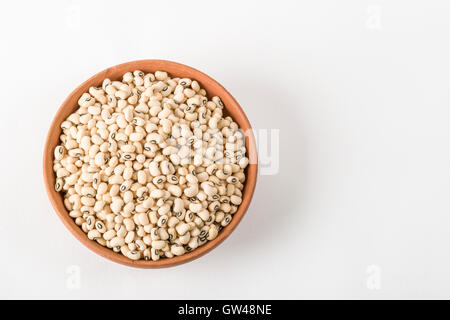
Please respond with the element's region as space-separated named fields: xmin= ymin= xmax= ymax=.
xmin=1 ymin=0 xmax=449 ymax=299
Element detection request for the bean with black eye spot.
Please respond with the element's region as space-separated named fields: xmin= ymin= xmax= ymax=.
xmin=55 ymin=178 xmax=63 ymax=192
xmin=221 ymin=214 xmax=232 ymax=227
xmin=212 ymin=194 xmax=220 ymax=200
xmin=126 ymin=250 xmax=141 ymax=260
xmin=227 ymin=176 xmax=238 ymax=184
xmin=86 ymin=216 xmax=94 ymax=228
xmin=157 ymin=215 xmax=168 ymax=227
xmin=95 ymin=221 xmax=106 ymax=233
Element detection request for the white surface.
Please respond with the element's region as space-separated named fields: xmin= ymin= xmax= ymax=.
xmin=1 ymin=0 xmax=450 ymax=299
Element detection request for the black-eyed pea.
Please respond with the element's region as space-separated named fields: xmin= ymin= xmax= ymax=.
xmin=126 ymin=250 xmax=141 ymax=260
xmin=167 ymin=216 xmax=180 ymax=228
xmin=198 ymin=236 xmax=207 ymax=247
xmin=154 ymin=71 xmax=168 ymax=81
xmin=129 ymin=243 xmax=138 ymax=252
xmin=64 ymin=199 xmax=73 ymax=211
xmin=81 ymin=222 xmax=89 ymax=233
xmin=135 ymin=239 xmax=146 ymax=251
xmin=184 ymin=211 xmax=194 ymax=223
xmin=236 ymin=182 xmax=244 ymax=190
xmin=230 ymin=195 xmax=242 ymax=205
xmin=143 ymin=248 xmax=151 ymax=260
xmin=170 ymin=245 xmax=185 ymax=256
xmin=69 ymin=210 xmax=82 ymax=218
xmin=167 ymin=184 xmax=182 ymax=197
xmin=221 ymin=214 xmax=232 ymax=227
xmin=110 ymin=198 xmax=124 ymax=214
xmin=207 ymin=225 xmax=219 ymax=240
xmin=117 ymin=225 xmax=127 ymax=238
xmin=109 ymin=184 xmax=120 ymax=197
xmin=123 ymin=218 xmax=135 ymax=231
xmin=120 ymin=245 xmax=130 ymax=256
xmin=175 ymin=222 xmax=190 ymax=236
xmin=137 ymin=212 xmax=150 ymax=226
xmin=205 ymin=213 xmax=216 ymax=226
xmin=208 ymin=201 xmax=220 ymax=212
xmin=175 ymin=210 xmax=186 ymax=221
xmin=220 ymin=203 xmax=231 ymax=213
xmin=88 ymin=229 xmax=101 ymax=240
xmin=97 ymin=182 xmax=108 ymax=195
xmin=143 ymin=235 xmax=152 ymax=246
xmin=196 ymin=191 xmax=207 ymax=202
xmin=167 ymin=227 xmax=176 ymax=242
xmin=136 ymin=154 xmax=146 ymax=164
xmin=151 ymin=240 xmax=167 ymax=250
xmin=215 ymin=211 xmax=225 ymax=223
xmin=151 ymin=248 xmax=160 ymax=261
xmin=157 ymin=215 xmax=168 ymax=228
xmin=188 ymin=237 xmax=199 ymax=250
xmin=55 ymin=178 xmax=64 ymax=192
xmin=110 ymin=236 xmax=125 ymax=247
xmin=184 ymin=184 xmax=198 ymax=197
xmin=103 ymin=230 xmax=116 ymax=241
xmin=152 ymin=175 xmax=166 ymax=186
xmin=189 ymin=202 xmax=202 ymax=213
xmin=197 ymin=209 xmax=210 ymax=222
xmin=85 ymin=216 xmax=95 ymax=230
xmin=149 ymin=212 xmax=159 ymax=225
xmin=143 ymin=197 xmax=154 ymax=209
xmin=217 ymin=184 xmax=227 ymax=195
xmin=95 ymin=221 xmax=106 ymax=233
xmin=56 ymin=167 xmax=70 ymax=178
xmin=125 ymin=231 xmax=135 ymax=244
xmin=194 ymin=217 xmax=204 ymax=227
xmin=54 ymin=145 xmax=65 ymax=161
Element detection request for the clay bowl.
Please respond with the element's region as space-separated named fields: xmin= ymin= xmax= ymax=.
xmin=43 ymin=59 xmax=258 ymax=268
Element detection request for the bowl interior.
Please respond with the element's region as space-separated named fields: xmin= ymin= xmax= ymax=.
xmin=43 ymin=60 xmax=257 ymax=268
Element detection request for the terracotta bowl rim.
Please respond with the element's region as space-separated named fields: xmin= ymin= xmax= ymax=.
xmin=43 ymin=59 xmax=258 ymax=268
